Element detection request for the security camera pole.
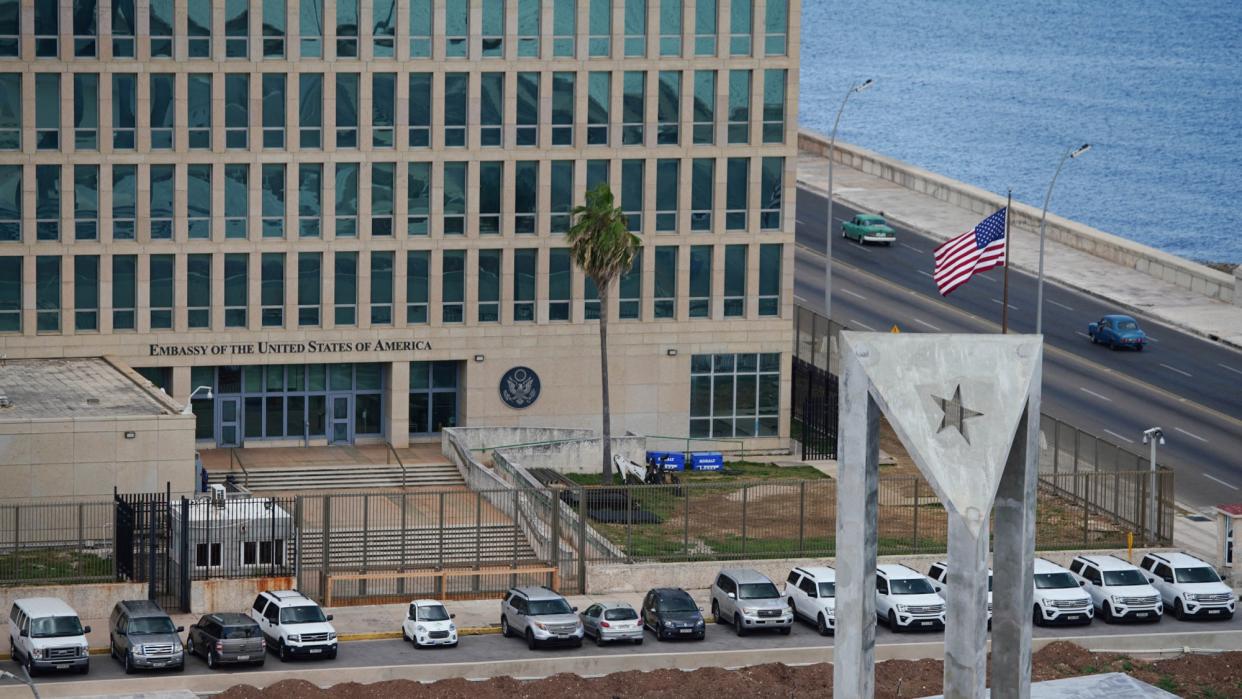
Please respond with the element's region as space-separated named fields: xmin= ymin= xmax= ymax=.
xmin=181 ymin=385 xmax=214 ymax=415
xmin=824 ymin=78 xmax=873 ymax=321
xmin=1142 ymin=427 xmax=1165 ymax=545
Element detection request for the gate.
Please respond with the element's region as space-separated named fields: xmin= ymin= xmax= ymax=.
xmin=792 ymin=357 xmax=838 ymax=460
xmin=114 ymin=488 xmax=189 ymax=613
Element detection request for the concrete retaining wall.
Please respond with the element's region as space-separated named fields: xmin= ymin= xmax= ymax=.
xmin=189 ymin=576 xmax=294 ymax=615
xmin=495 ymin=436 xmax=648 ymax=475
xmin=798 ymin=130 xmax=1236 ymax=305
xmin=0 ymin=582 xmax=146 ymax=621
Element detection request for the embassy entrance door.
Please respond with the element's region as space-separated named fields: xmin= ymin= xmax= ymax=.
xmin=217 ymin=397 xmax=242 ymax=447
xmin=329 ymin=394 xmax=353 ymax=445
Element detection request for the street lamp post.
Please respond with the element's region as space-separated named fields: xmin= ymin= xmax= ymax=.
xmin=824 ymin=78 xmax=873 ymax=322
xmin=0 ymin=668 xmax=41 ymax=699
xmin=1034 ymin=143 xmax=1091 ymax=335
xmin=181 ymin=385 xmax=213 ymax=415
xmin=1142 ymin=427 xmax=1166 ymax=545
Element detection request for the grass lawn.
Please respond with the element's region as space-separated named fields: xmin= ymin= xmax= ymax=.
xmin=563 ymin=460 xmax=827 ymax=487
xmin=0 ymin=548 xmax=113 ymax=585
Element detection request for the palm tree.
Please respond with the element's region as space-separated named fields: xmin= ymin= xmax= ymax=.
xmin=567 ymin=183 xmax=640 ymax=484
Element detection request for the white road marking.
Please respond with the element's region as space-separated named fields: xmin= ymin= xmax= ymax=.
xmin=917 ymin=270 xmax=933 ymax=278
xmin=1220 ymin=363 xmax=1242 ymax=376
xmin=1175 ymin=427 xmax=1209 ymax=443
xmin=1159 ymin=363 xmax=1192 ymax=378
xmin=1145 ymin=335 xmax=1159 ymax=343
xmin=841 ymin=288 xmax=867 ymax=300
xmin=991 ymin=298 xmax=1019 ymax=310
xmin=1048 ymin=299 xmax=1074 ymax=311
xmin=1078 ymin=387 xmax=1112 ymax=403
xmin=796 ymin=219 xmax=809 ymax=226
xmin=913 ymin=317 xmax=942 ymax=331
xmin=1204 ymin=474 xmax=1239 ymax=491
xmin=794 ymin=294 xmax=809 ymax=303
xmin=1102 ymin=429 xmax=1136 ymax=444
xmin=900 ymin=243 xmax=924 ymax=253
xmin=850 ymin=319 xmax=877 ymax=331
xmin=1075 ymin=331 xmax=1092 ymax=340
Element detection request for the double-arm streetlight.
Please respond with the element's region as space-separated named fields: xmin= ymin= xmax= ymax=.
xmin=0 ymin=668 xmax=40 ymax=699
xmin=1142 ymin=427 xmax=1165 ymax=544
xmin=1034 ymin=143 xmax=1091 ymax=334
xmin=824 ymin=78 xmax=874 ymax=321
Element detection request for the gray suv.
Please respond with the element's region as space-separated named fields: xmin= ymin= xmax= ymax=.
xmin=499 ymin=587 xmax=584 ymax=650
xmin=108 ymin=600 xmax=185 ymax=673
xmin=710 ymin=569 xmax=792 ymax=636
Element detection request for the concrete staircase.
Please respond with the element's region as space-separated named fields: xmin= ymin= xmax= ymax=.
xmin=299 ymin=524 xmax=539 ymax=568
xmin=207 ymin=462 xmax=464 ymax=492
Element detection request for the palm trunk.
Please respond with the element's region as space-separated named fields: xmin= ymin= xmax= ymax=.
xmin=598 ymin=284 xmax=613 ymax=484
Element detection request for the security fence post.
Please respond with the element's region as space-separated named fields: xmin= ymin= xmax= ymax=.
xmin=550 ymin=486 xmax=561 ymax=583
xmin=912 ymin=477 xmax=921 ymax=554
xmin=626 ymin=486 xmax=633 ymax=562
xmin=798 ymin=481 xmax=806 ymax=556
xmin=577 ymin=486 xmax=587 ymax=594
xmin=741 ymin=485 xmax=749 ymax=558
xmin=683 ymin=483 xmax=691 ymax=560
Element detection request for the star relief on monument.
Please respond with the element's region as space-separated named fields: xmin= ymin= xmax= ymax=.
xmin=931 ymin=384 xmax=984 ymax=444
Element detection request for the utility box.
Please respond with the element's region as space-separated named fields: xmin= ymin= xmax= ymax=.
xmin=689 ymin=452 xmax=724 ymax=471
xmin=645 ymin=451 xmax=685 ymax=471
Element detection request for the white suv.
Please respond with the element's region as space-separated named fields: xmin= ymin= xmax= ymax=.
xmin=7 ymin=598 xmax=91 ymax=676
xmin=1069 ymin=555 xmax=1162 ymax=623
xmin=402 ymin=599 xmax=458 ymax=648
xmin=876 ymin=564 xmax=945 ymax=632
xmin=926 ymin=561 xmax=992 ymax=625
xmin=1031 ymin=557 xmax=1093 ymax=626
xmin=248 ymin=590 xmax=338 ymax=660
xmin=784 ymin=566 xmax=836 ymax=635
xmin=1139 ymin=552 xmax=1235 ymax=621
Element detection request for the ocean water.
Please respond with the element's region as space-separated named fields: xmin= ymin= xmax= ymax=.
xmin=798 ymin=0 xmax=1242 ymax=263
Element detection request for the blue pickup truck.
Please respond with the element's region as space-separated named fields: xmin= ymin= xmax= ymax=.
xmin=1087 ymin=314 xmax=1147 ymax=351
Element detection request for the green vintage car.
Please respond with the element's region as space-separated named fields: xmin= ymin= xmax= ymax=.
xmin=841 ymin=214 xmax=896 ymax=245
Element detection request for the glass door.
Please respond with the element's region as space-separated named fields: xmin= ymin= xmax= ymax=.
xmin=217 ymin=397 xmax=242 ymax=447
xmin=329 ymin=394 xmax=353 ymax=444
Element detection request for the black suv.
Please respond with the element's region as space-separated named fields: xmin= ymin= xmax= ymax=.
xmin=108 ymin=600 xmax=184 ymax=673
xmin=186 ymin=613 xmax=265 ymax=669
xmin=641 ymin=588 xmax=705 ymax=641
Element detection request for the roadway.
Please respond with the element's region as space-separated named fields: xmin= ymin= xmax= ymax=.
xmin=793 ymin=188 xmax=1242 ymax=510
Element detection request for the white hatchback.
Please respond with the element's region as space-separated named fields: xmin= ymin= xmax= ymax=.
xmin=401 ymin=600 xmax=457 ymax=648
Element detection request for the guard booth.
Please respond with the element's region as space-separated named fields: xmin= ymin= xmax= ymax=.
xmin=170 ymin=490 xmax=295 ymax=580
xmin=1215 ymin=504 xmax=1242 ymax=572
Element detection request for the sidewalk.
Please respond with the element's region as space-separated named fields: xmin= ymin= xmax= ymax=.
xmin=797 ymin=153 xmax=1242 ymax=348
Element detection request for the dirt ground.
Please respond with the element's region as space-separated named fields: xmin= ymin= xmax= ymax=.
xmin=215 ymin=641 xmax=1242 ymax=699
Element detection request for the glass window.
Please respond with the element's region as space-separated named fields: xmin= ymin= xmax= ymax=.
xmin=261 ymin=164 xmax=285 ymax=238
xmin=548 ymin=248 xmax=570 ymax=321
xmin=653 ymin=246 xmax=676 ymax=319
xmin=335 ymin=73 xmax=358 ymax=148
xmin=690 ymin=352 xmax=780 ymax=438
xmin=263 ymin=0 xmax=286 ymax=57
xmin=479 ymin=161 xmax=502 ymax=235
xmin=149 ymin=0 xmax=173 ymax=57
xmin=299 ymin=73 xmax=322 ymax=148
xmin=0 ymin=256 xmax=18 ymax=332
xmin=517 ymin=0 xmax=540 ymax=57
xmin=35 ymin=0 xmax=58 ymax=57
xmin=225 ymin=73 xmax=249 ymax=149
xmin=111 ymin=255 xmax=135 ymax=330
xmin=621 ymin=159 xmax=643 ymax=233
xmin=297 ymin=252 xmax=321 ymax=326
xmin=482 ymin=0 xmax=504 ymax=57
xmin=0 ymin=74 xmax=18 ymax=149
xmin=36 ymin=255 xmax=60 ymax=332
xmin=689 ymin=245 xmax=711 ymax=318
xmin=693 ymin=71 xmax=716 ymax=145
xmin=443 ymin=73 xmax=467 ymax=147
xmin=724 ymin=245 xmax=746 ymax=317
xmin=334 ymin=163 xmax=358 ymax=237
xmin=552 ymin=0 xmax=575 ymax=57
xmin=187 ymin=0 xmax=210 ymax=57
xmin=443 ymin=161 xmax=466 ymax=235
xmin=516 ymin=72 xmax=539 ymax=146
xmin=618 ymin=250 xmax=641 ymax=320
xmin=763 ymin=69 xmax=786 ymax=144
xmin=225 ymin=0 xmax=248 ymax=58
xmin=371 ymin=162 xmax=394 ymax=236
xmin=73 ymin=165 xmax=98 ymax=241
xmin=408 ymin=0 xmax=430 ymax=57
xmin=372 ymin=0 xmax=395 ymax=57
xmin=336 ymin=0 xmax=358 ymax=57
xmin=260 ymin=253 xmax=284 ymax=327
xmin=758 ymin=244 xmax=781 ymax=316
xmin=149 ymin=254 xmax=174 ymax=329
xmin=112 ymin=74 xmax=136 ymax=149
xmin=72 ymin=74 xmax=99 ymax=151
xmin=187 ymin=74 xmax=211 ymax=149
xmin=765 ymin=0 xmax=787 ymax=56
xmin=513 ymin=249 xmax=536 ymax=322
xmin=728 ymin=70 xmax=751 ymax=144
xmin=514 ymin=161 xmax=538 ymax=234
xmin=224 ymin=253 xmax=248 ymax=327
xmin=730 ymin=0 xmax=752 ymax=56
xmin=149 ymin=165 xmax=174 ymax=240
xmin=761 ymin=157 xmax=784 ymax=230
xmin=658 ymin=71 xmax=681 ymax=145
xmin=108 ymin=0 xmax=135 ymax=56
xmin=409 ymin=361 xmax=459 ymax=434
xmin=552 ymin=72 xmax=575 ymax=146
xmin=224 ymin=164 xmax=249 ymax=238
xmin=480 ymin=72 xmax=504 ymax=147
xmin=660 ymin=0 xmax=682 ymax=56
xmin=406 ymin=250 xmax=428 ymax=323
xmin=587 ymin=159 xmax=609 ymax=190
xmin=148 ymin=73 xmax=175 ymax=149
xmin=372 ymin=73 xmax=395 ymax=147
xmin=695 ymin=0 xmax=716 ymax=56
xmin=655 ymin=159 xmax=679 ymax=232
xmin=370 ymin=251 xmax=393 ymax=324
xmin=298 ymin=164 xmax=321 ymax=238
xmin=407 ymin=161 xmax=430 ymax=235
xmin=587 ymin=72 xmax=610 ymax=146
xmin=262 ymin=74 xmax=285 ymax=148
xmin=550 ymin=161 xmax=574 ymax=234
xmin=35 ymin=73 xmax=60 ymax=150
xmin=727 ymin=157 xmax=749 ymax=230
xmin=622 ymin=72 xmax=645 ymax=146
xmin=187 ymin=254 xmax=211 ymax=328
xmin=477 ymin=249 xmax=500 ymax=322
xmin=408 ymin=73 xmax=431 ymax=147
xmin=74 ymin=255 xmax=99 ymax=331
xmin=624 ymin=0 xmax=647 ymax=56
xmin=588 ymin=0 xmax=610 ymax=57
xmin=300 ymin=0 xmax=322 ymax=57
xmin=0 ymin=0 xmax=15 ymax=56
xmin=441 ymin=250 xmax=464 ymax=323
xmin=0 ymin=165 xmax=18 ymax=241
xmin=334 ymin=251 xmax=356 ymax=325
xmin=445 ymin=1 xmax=468 ymax=57
xmin=35 ymin=165 xmax=60 ymax=241
xmin=110 ymin=165 xmax=135 ymax=240
xmin=691 ymin=158 xmax=713 ymax=232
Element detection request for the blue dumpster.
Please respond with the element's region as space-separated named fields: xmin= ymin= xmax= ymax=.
xmin=690 ymin=452 xmax=724 ymax=471
xmin=645 ymin=451 xmax=685 ymax=471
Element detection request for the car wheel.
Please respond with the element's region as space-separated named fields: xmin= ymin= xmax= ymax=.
xmin=594 ymin=631 xmax=604 ymax=647
xmin=327 ymin=649 xmax=337 ymax=660
xmin=109 ymin=640 xmax=116 ymax=660
xmin=734 ymin=614 xmax=747 ymax=637
xmin=573 ymin=638 xmax=583 ymax=648
xmin=1033 ymin=605 xmax=1044 ymax=627
xmin=712 ymin=601 xmax=724 ymax=624
xmin=449 ymin=641 xmax=458 ymax=648
xmin=278 ymin=641 xmax=290 ymax=662
xmin=634 ymin=638 xmax=643 ymax=646
xmin=817 ymin=614 xmax=830 ymax=636
xmin=1174 ymin=599 xmax=1185 ymax=621
xmin=175 ymin=662 xmax=185 ymax=673
xmin=888 ymin=610 xmax=901 ymax=633
xmin=186 ymin=637 xmax=195 ymax=658
xmin=780 ymin=626 xmax=792 ymax=636
xmin=1102 ymin=602 xmax=1115 ymax=623
xmin=123 ymin=651 xmax=135 ymax=675
xmin=402 ymin=627 xmax=410 ymax=642
xmin=75 ymin=661 xmax=89 ymax=675
xmin=1136 ymin=343 xmax=1144 ymax=352
xmin=526 ymin=629 xmax=537 ymax=651
xmin=207 ymin=650 xmax=218 ymax=669
xmin=500 ymin=617 xmax=511 ymax=638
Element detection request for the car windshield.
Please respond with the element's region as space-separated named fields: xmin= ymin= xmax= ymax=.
xmin=1102 ymin=570 xmax=1148 ymax=587
xmin=1175 ymin=567 xmax=1221 ymax=584
xmin=30 ymin=616 xmax=84 ymax=638
xmin=604 ymin=608 xmax=638 ymax=621
xmin=1035 ymin=572 xmax=1079 ymax=589
xmin=738 ymin=582 xmax=780 ymax=599
xmin=129 ymin=617 xmax=176 ymax=635
xmin=222 ymin=625 xmax=260 ymax=639
xmin=279 ymin=606 xmax=327 ymax=624
xmin=658 ymin=596 xmax=698 ymax=612
xmin=417 ymin=605 xmax=450 ymax=622
xmin=890 ymin=578 xmax=936 ymax=595
xmin=1117 ymin=320 xmax=1138 ymax=330
xmin=528 ymin=598 xmax=573 ymax=616
xmin=818 ymin=582 xmax=836 ymax=598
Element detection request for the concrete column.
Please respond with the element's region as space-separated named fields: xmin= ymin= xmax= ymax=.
xmin=833 ymin=338 xmax=879 ymax=699
xmin=171 ymin=365 xmax=191 ymax=404
xmin=943 ymin=511 xmax=990 ymax=698
xmin=386 ymin=361 xmax=410 ymax=448
xmin=1233 ymin=266 xmax=1241 ymax=307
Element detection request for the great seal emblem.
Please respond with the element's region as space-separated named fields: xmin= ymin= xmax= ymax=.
xmin=499 ymin=366 xmax=541 ymax=409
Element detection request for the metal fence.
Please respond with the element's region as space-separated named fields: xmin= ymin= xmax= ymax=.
xmin=0 ymin=499 xmax=114 ymax=585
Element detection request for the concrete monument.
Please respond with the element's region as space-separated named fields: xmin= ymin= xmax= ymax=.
xmin=834 ymin=332 xmax=1042 ymax=699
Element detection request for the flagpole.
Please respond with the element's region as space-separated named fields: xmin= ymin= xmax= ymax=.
xmin=1002 ymin=190 xmax=1011 ymax=333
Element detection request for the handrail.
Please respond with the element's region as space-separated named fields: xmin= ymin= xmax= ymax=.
xmin=229 ymin=448 xmax=250 ymax=489
xmin=384 ymin=442 xmax=407 ymax=489
xmin=643 ymin=434 xmax=747 ymax=454
xmin=469 ymin=438 xmax=602 ymax=453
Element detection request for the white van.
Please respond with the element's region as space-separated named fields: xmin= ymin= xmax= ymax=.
xmin=7 ymin=598 xmax=91 ymax=675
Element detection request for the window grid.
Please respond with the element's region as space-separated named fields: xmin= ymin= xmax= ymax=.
xmin=690 ymin=353 xmax=781 ymax=439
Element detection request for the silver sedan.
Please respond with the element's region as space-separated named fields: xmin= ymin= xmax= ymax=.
xmin=579 ymin=602 xmax=644 ymax=645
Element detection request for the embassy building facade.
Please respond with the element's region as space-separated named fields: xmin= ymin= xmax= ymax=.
xmin=0 ymin=0 xmax=799 ymax=451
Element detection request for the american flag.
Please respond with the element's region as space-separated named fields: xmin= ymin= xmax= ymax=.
xmin=933 ymin=208 xmax=1007 ymax=296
